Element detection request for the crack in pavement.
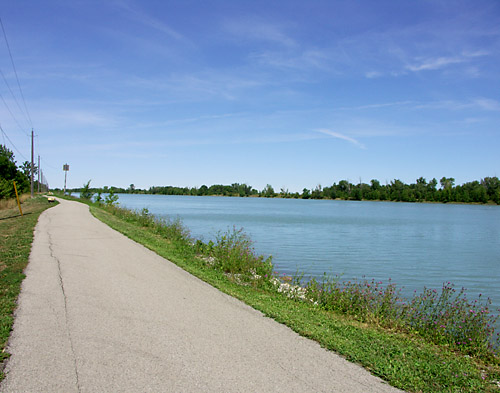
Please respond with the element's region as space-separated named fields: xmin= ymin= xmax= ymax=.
xmin=47 ymin=223 xmax=81 ymax=393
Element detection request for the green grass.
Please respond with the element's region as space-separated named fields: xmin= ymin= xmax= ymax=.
xmin=0 ymin=196 xmax=57 ymax=381
xmin=89 ymin=202 xmax=500 ymax=392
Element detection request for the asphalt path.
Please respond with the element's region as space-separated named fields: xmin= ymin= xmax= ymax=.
xmin=1 ymin=198 xmax=403 ymax=392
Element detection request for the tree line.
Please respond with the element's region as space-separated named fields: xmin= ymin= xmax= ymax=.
xmin=62 ymin=176 xmax=500 ymax=205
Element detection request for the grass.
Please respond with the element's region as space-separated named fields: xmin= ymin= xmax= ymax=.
xmin=0 ymin=196 xmax=57 ymax=381
xmin=0 ymin=194 xmax=30 ymax=211
xmin=87 ymin=200 xmax=500 ymax=392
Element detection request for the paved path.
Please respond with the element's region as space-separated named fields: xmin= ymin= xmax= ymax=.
xmin=1 ymin=199 xmax=403 ymax=392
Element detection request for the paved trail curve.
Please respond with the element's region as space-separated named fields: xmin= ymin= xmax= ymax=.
xmin=1 ymin=199 xmax=403 ymax=392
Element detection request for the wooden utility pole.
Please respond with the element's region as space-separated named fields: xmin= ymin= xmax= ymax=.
xmin=37 ymin=155 xmax=40 ymax=193
xmin=30 ymin=129 xmax=34 ymax=197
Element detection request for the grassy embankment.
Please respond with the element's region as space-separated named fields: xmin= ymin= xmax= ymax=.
xmin=87 ymin=200 xmax=500 ymax=392
xmin=0 ymin=196 xmax=57 ymax=381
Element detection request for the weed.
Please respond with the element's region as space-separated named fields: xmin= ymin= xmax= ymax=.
xmin=297 ymin=274 xmax=500 ymax=361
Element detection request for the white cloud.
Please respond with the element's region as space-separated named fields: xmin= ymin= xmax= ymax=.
xmin=35 ymin=108 xmax=120 ymax=130
xmin=365 ymin=71 xmax=382 ymax=79
xmin=406 ymin=56 xmax=464 ymax=72
xmin=316 ymin=129 xmax=366 ymax=149
xmin=223 ymin=18 xmax=296 ymax=47
xmin=114 ymin=1 xmax=186 ymax=41
xmin=473 ymin=98 xmax=500 ymax=111
xmin=406 ymin=51 xmax=489 ymax=72
xmin=250 ymin=49 xmax=331 ymax=72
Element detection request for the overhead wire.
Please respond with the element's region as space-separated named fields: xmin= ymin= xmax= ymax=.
xmin=0 ymin=17 xmax=51 ymax=188
xmin=0 ymin=89 xmax=29 ymax=135
xmin=0 ymin=17 xmax=33 ymax=129
xmin=0 ymin=123 xmax=28 ymax=161
xmin=35 ymin=135 xmax=59 ymax=170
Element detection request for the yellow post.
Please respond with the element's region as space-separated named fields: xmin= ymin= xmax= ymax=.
xmin=13 ymin=181 xmax=23 ymax=216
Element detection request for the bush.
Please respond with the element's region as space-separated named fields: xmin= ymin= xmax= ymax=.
xmin=204 ymin=227 xmax=273 ymax=279
xmin=80 ymin=180 xmax=94 ymax=200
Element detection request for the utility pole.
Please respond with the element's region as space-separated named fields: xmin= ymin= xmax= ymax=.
xmin=30 ymin=129 xmax=34 ymax=197
xmin=38 ymin=155 xmax=40 ymax=193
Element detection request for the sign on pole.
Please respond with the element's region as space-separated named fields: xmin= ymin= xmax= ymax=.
xmin=63 ymin=164 xmax=69 ymax=194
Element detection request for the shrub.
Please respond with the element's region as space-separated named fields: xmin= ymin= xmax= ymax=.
xmin=80 ymin=180 xmax=94 ymax=200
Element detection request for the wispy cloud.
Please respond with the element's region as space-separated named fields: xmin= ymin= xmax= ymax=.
xmin=316 ymin=129 xmax=366 ymax=149
xmin=114 ymin=1 xmax=186 ymax=42
xmin=223 ymin=18 xmax=296 ymax=47
xmin=406 ymin=56 xmax=464 ymax=72
xmin=365 ymin=71 xmax=382 ymax=79
xmin=406 ymin=51 xmax=489 ymax=72
xmin=411 ymin=98 xmax=500 ymax=112
xmin=35 ymin=108 xmax=120 ymax=130
xmin=473 ymin=98 xmax=500 ymax=111
xmin=250 ymin=48 xmax=332 ymax=72
xmin=337 ymin=101 xmax=414 ymax=111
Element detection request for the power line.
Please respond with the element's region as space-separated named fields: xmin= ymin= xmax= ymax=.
xmin=0 ymin=68 xmax=31 ymax=132
xmin=0 ymin=90 xmax=29 ymax=135
xmin=40 ymin=156 xmax=59 ymax=171
xmin=0 ymin=123 xmax=28 ymax=161
xmin=0 ymin=17 xmax=33 ymax=129
xmin=35 ymin=135 xmax=58 ymax=170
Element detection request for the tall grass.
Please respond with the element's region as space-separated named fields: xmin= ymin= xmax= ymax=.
xmin=0 ymin=194 xmax=30 ymax=211
xmin=301 ymin=275 xmax=500 ymax=360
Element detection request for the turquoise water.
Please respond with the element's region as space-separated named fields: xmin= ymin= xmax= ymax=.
xmin=115 ymin=194 xmax=500 ymax=317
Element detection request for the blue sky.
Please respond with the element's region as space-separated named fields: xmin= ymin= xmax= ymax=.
xmin=0 ymin=0 xmax=499 ymax=192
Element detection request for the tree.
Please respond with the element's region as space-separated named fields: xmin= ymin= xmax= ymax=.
xmin=440 ymin=177 xmax=455 ymax=190
xmin=105 ymin=189 xmax=119 ymax=206
xmin=482 ymin=177 xmax=500 ymax=201
xmin=0 ymin=145 xmax=29 ymax=199
xmin=80 ymin=180 xmax=94 ymax=200
xmin=261 ymin=184 xmax=275 ymax=198
xmin=311 ymin=184 xmax=323 ymax=199
xmin=20 ymin=161 xmax=37 ymax=179
xmin=370 ymin=179 xmax=381 ymax=190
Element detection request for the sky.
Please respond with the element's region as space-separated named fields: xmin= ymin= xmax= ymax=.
xmin=0 ymin=0 xmax=499 ymax=192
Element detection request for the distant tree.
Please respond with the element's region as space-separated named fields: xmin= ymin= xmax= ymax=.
xmin=279 ymin=187 xmax=290 ymax=198
xmin=370 ymin=179 xmax=381 ymax=190
xmin=105 ymin=189 xmax=119 ymax=206
xmin=80 ymin=180 xmax=94 ymax=200
xmin=261 ymin=184 xmax=276 ymax=198
xmin=311 ymin=184 xmax=323 ymax=199
xmin=351 ymin=187 xmax=362 ymax=201
xmin=440 ymin=177 xmax=455 ymax=190
xmin=482 ymin=177 xmax=500 ymax=203
xmin=198 ymin=185 xmax=208 ymax=196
